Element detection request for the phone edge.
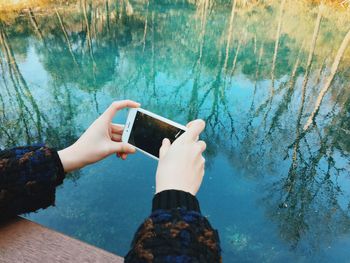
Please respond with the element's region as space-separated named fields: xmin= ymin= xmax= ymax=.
xmin=134 ymin=146 xmax=159 ymax=161
xmin=122 ymin=108 xmax=137 ymax=143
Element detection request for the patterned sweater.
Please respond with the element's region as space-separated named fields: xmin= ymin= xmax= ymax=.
xmin=0 ymin=146 xmax=221 ymax=262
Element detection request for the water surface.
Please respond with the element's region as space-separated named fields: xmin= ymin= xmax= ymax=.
xmin=1 ymin=1 xmax=350 ymax=262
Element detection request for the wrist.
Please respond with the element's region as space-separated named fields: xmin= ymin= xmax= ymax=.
xmin=58 ymin=144 xmax=85 ymax=172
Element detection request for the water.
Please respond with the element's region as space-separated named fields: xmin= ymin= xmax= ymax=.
xmin=1 ymin=1 xmax=350 ymax=262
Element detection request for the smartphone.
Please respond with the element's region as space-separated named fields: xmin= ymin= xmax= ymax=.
xmin=122 ymin=108 xmax=187 ymax=160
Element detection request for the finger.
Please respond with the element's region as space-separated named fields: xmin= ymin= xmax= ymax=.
xmin=201 ymin=156 xmax=206 ymax=167
xmin=199 ymin=156 xmax=206 ymax=171
xmin=110 ymin=142 xmax=136 ymax=154
xmin=116 ymin=152 xmax=128 ymax=160
xmin=111 ymin=124 xmax=124 ymax=134
xmin=186 ymin=120 xmax=196 ymax=128
xmin=103 ymin=100 xmax=140 ymax=122
xmin=159 ymin=138 xmax=171 ymax=159
xmin=197 ymin=140 xmax=207 ymax=152
xmin=111 ymin=133 xmax=122 ymax=142
xmin=180 ymin=119 xmax=205 ymax=142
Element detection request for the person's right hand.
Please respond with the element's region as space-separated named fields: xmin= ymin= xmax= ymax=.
xmin=58 ymin=100 xmax=139 ymax=173
xmin=155 ymin=119 xmax=206 ymax=196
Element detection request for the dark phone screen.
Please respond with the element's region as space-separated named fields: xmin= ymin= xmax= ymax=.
xmin=128 ymin=111 xmax=185 ymax=158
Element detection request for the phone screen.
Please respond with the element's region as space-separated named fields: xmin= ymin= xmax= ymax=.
xmin=128 ymin=111 xmax=185 ymax=158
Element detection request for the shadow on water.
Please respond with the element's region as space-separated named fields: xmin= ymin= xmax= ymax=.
xmin=1 ymin=0 xmax=350 ymax=262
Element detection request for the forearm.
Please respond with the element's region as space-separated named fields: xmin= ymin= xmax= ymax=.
xmin=125 ymin=190 xmax=221 ymax=262
xmin=57 ymin=144 xmax=84 ymax=173
xmin=0 ymin=145 xmax=65 ymax=220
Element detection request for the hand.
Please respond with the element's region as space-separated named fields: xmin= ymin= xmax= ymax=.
xmin=58 ymin=100 xmax=140 ymax=172
xmin=155 ymin=119 xmax=206 ymax=196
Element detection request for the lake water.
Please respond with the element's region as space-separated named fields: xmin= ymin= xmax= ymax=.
xmin=1 ymin=0 xmax=350 ymax=262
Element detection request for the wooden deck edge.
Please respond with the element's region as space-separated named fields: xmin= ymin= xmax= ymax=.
xmin=0 ymin=216 xmax=124 ymax=263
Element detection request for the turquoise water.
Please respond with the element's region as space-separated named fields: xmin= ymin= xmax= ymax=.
xmin=1 ymin=1 xmax=350 ymax=262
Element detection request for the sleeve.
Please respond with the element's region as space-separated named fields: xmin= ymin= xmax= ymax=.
xmin=0 ymin=145 xmax=65 ymax=220
xmin=125 ymin=190 xmax=222 ymax=263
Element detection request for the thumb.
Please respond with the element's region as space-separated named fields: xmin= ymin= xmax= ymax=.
xmin=110 ymin=142 xmax=136 ymax=154
xmin=159 ymin=138 xmax=171 ymax=159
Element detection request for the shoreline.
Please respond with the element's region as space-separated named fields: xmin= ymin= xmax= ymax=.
xmin=0 ymin=0 xmax=349 ymax=13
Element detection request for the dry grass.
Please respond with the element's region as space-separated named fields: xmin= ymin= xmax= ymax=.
xmin=1 ymin=0 xmax=46 ymax=11
xmin=0 ymin=0 xmax=75 ymax=12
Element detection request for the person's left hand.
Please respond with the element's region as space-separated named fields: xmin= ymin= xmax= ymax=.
xmin=58 ymin=100 xmax=140 ymax=172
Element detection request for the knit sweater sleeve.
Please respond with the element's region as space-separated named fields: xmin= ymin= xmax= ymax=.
xmin=0 ymin=145 xmax=65 ymax=220
xmin=125 ymin=190 xmax=222 ymax=263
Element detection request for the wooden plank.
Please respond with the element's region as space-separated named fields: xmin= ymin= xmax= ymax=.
xmin=0 ymin=217 xmax=124 ymax=263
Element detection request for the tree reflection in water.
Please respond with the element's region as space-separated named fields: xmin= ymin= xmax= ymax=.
xmin=0 ymin=0 xmax=350 ymax=261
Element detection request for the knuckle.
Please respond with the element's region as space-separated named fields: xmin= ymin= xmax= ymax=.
xmin=110 ymin=102 xmax=120 ymax=111
xmin=197 ymin=141 xmax=206 ymax=152
xmin=123 ymin=99 xmax=132 ymax=106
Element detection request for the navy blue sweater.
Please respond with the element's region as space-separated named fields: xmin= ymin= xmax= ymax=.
xmin=0 ymin=145 xmax=221 ymax=262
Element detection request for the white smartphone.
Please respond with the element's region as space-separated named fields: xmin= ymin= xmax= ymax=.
xmin=122 ymin=108 xmax=187 ymax=160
